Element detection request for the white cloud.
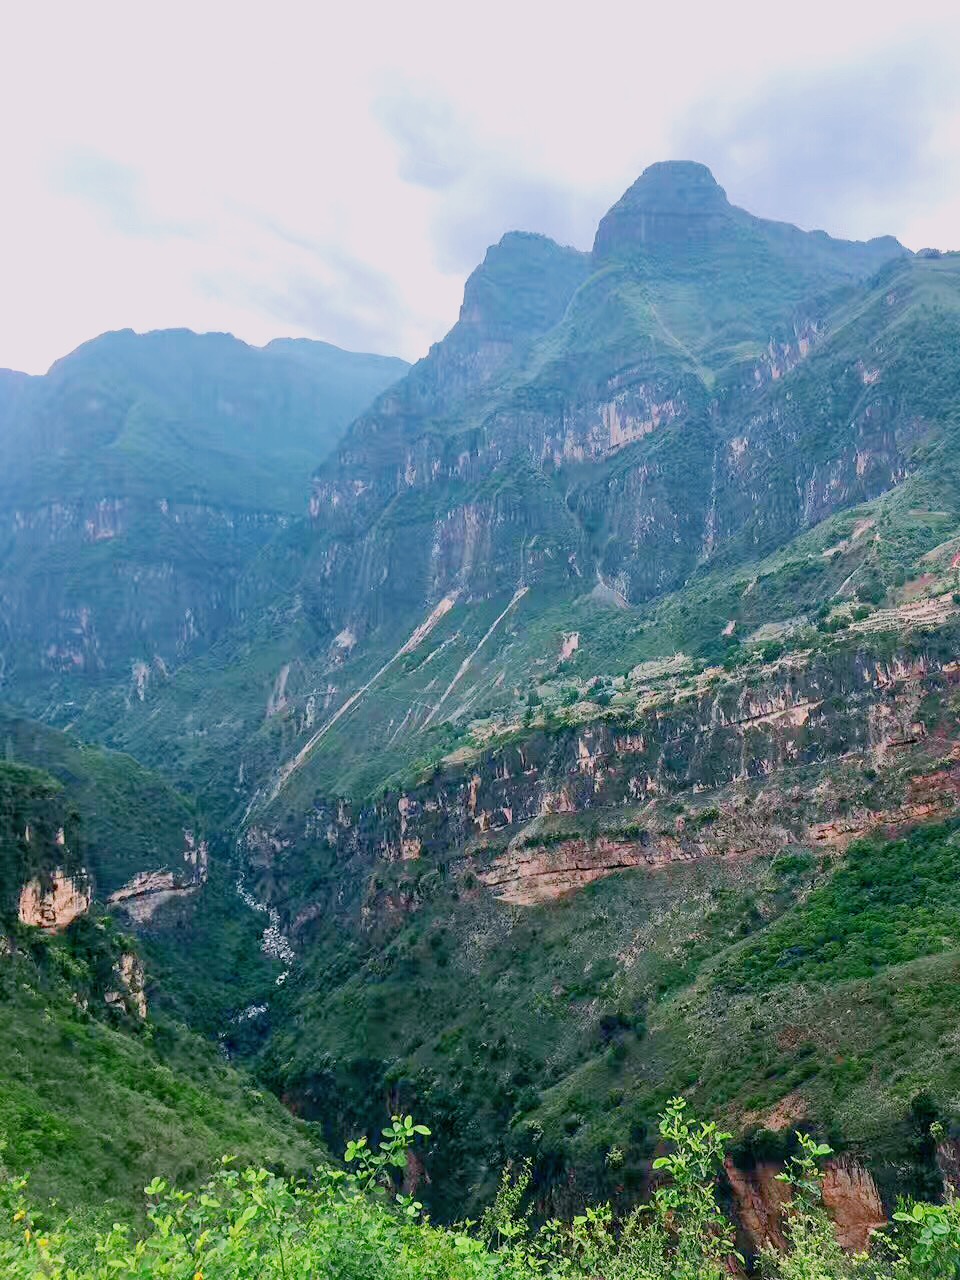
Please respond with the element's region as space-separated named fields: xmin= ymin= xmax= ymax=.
xmin=1 ymin=0 xmax=959 ymax=372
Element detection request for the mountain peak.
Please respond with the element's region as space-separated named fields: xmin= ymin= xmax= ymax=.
xmin=455 ymin=232 xmax=588 ymax=341
xmin=629 ymin=159 xmax=725 ymax=200
xmin=592 ymin=160 xmax=733 ymax=259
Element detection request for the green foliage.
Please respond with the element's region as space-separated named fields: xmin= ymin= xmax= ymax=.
xmin=0 ymin=329 xmax=407 ymax=516
xmin=892 ymin=1200 xmax=960 ymax=1277
xmin=719 ymin=822 xmax=960 ymax=990
xmin=1 ymin=1102 xmax=955 ymax=1279
xmin=0 ymin=709 xmax=195 ymax=897
xmin=0 ymin=940 xmax=321 ymax=1218
xmin=0 ymin=760 xmax=80 ymax=915
xmin=7 ymin=176 xmax=960 ymax=1280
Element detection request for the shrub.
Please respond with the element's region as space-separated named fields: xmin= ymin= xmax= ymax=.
xmin=1 ymin=1102 xmax=956 ymax=1278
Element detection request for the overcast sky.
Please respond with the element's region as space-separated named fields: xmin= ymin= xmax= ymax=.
xmin=3 ymin=0 xmax=960 ymax=374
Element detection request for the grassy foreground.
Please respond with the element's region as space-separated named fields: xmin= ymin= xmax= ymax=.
xmin=3 ymin=1101 xmax=958 ymax=1279
xmin=0 ymin=940 xmax=321 ymax=1222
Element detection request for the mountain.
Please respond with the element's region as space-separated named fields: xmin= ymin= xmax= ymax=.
xmin=0 ymin=329 xmax=407 ymax=716
xmin=0 ymin=713 xmax=323 ymax=1215
xmin=97 ymin=161 xmax=928 ymax=809
xmin=7 ymin=161 xmax=960 ymax=1243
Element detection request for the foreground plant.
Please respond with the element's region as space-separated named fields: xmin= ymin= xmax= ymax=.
xmin=2 ymin=1104 xmax=958 ymax=1278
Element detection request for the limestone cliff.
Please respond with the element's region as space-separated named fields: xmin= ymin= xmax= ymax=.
xmin=18 ymin=868 xmax=92 ymax=931
xmin=258 ymin=637 xmax=960 ymax=931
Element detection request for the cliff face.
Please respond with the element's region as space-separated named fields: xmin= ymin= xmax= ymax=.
xmin=1 ymin=713 xmax=213 ymax=962
xmin=106 ymin=830 xmax=208 ymax=922
xmin=18 ymin=869 xmax=92 ymax=931
xmin=1 ymin=760 xmax=85 ymax=918
xmin=0 ymin=328 xmax=407 ymax=720
xmin=104 ymin=174 xmax=953 ymax=827
xmin=725 ymin=1156 xmax=886 ymax=1256
xmin=259 ymin=640 xmax=958 ymax=930
xmin=2 ymin=495 xmax=288 ymax=692
xmin=3 ymin=746 xmax=207 ymax=932
xmin=104 ymin=951 xmax=148 ymax=1019
xmin=296 ymin=188 xmax=911 ymax=653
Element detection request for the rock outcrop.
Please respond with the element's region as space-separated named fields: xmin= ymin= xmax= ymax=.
xmin=268 ymin=639 xmax=960 ymax=926
xmin=104 ymin=951 xmax=148 ymax=1019
xmin=107 ymin=830 xmax=209 ymax=922
xmin=18 ymin=869 xmax=91 ymax=931
xmin=726 ymin=1156 xmax=885 ymax=1257
xmin=821 ymin=1158 xmax=887 ymax=1252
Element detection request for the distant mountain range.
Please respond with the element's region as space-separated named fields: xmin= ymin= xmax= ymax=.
xmin=0 ymin=328 xmax=407 ymax=709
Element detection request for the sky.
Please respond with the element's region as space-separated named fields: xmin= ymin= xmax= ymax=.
xmin=2 ymin=0 xmax=960 ymax=374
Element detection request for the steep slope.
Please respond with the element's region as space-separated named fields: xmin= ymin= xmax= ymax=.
xmin=0 ymin=708 xmax=290 ymax=1035
xmin=0 ymin=750 xmax=322 ymax=1217
xmin=0 ymin=962 xmax=321 ymax=1217
xmin=8 ymin=161 xmax=960 ymax=1238
xmin=293 ymin=163 xmax=907 ymax=645
xmin=243 ymin=617 xmax=960 ymax=1222
xmin=98 ymin=163 xmax=930 ymax=817
xmin=0 ymin=706 xmax=197 ymax=899
xmin=0 ymin=329 xmax=407 ymax=718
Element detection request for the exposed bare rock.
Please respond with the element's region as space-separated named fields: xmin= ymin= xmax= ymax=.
xmin=936 ymin=1138 xmax=960 ymax=1193
xmin=809 ymin=765 xmax=960 ymax=849
xmin=821 ymin=1157 xmax=886 ymax=1252
xmin=104 ymin=951 xmax=147 ymax=1018
xmin=741 ymin=1091 xmax=808 ymax=1134
xmin=726 ymin=1155 xmax=884 ymax=1256
xmin=479 ymin=836 xmax=659 ymax=905
xmin=725 ymin=1159 xmax=791 ymax=1253
xmin=107 ymin=830 xmax=208 ymax=922
xmin=559 ymin=632 xmax=580 ymax=662
xmin=18 ymin=870 xmax=91 ymax=931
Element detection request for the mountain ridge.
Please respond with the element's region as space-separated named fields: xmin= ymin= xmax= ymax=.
xmin=66 ymin=163 xmax=938 ymax=819
xmin=6 ymin=162 xmax=960 ymax=1239
xmin=0 ymin=328 xmax=408 ymax=719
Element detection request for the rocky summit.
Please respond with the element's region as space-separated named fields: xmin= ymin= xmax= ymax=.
xmin=4 ymin=162 xmax=960 ymax=1263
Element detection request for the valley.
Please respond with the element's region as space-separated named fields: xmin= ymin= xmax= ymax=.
xmin=4 ymin=160 xmax=960 ymax=1270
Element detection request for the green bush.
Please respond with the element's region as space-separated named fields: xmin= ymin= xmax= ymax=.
xmin=718 ymin=822 xmax=960 ymax=991
xmin=2 ymin=1100 xmax=956 ymax=1278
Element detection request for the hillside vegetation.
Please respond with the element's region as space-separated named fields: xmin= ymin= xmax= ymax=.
xmin=0 ymin=731 xmax=320 ymax=1219
xmin=7 ymin=161 xmax=960 ymax=1263
xmin=4 ymin=1100 xmax=959 ymax=1278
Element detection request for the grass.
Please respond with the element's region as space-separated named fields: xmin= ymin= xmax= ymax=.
xmin=0 ymin=937 xmax=322 ymax=1220
xmin=717 ymin=822 xmax=960 ymax=990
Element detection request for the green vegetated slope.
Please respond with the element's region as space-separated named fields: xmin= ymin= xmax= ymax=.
xmin=255 ymin=810 xmax=960 ymax=1222
xmin=0 ymin=755 xmax=323 ymax=1219
xmin=7 ymin=1097 xmax=960 ymax=1279
xmin=0 ymin=943 xmax=320 ymax=1219
xmin=7 ymin=160 xmax=960 ymax=1243
xmin=0 ymin=329 xmax=407 ymax=514
xmin=0 ymin=706 xmax=195 ymax=896
xmin=0 ymin=761 xmax=85 ymax=916
xmin=0 ymin=706 xmax=289 ymax=1037
xmin=0 ymin=328 xmax=407 ymax=718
